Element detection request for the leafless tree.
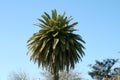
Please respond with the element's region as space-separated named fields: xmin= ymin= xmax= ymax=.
xmin=8 ymin=71 xmax=30 ymax=80
xmin=41 ymin=70 xmax=83 ymax=80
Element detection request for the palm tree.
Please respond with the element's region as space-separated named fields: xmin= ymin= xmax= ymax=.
xmin=27 ymin=9 xmax=85 ymax=80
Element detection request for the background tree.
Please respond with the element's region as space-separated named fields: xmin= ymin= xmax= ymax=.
xmin=27 ymin=9 xmax=85 ymax=80
xmin=42 ymin=70 xmax=83 ymax=80
xmin=8 ymin=71 xmax=30 ymax=80
xmin=88 ymin=59 xmax=119 ymax=80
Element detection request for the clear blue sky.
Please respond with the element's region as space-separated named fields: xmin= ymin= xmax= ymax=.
xmin=0 ymin=0 xmax=120 ymax=80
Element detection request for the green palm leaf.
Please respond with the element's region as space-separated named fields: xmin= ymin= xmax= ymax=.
xmin=27 ymin=9 xmax=85 ymax=80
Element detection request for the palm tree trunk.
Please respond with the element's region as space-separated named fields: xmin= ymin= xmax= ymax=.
xmin=52 ymin=65 xmax=59 ymax=80
xmin=53 ymin=72 xmax=59 ymax=80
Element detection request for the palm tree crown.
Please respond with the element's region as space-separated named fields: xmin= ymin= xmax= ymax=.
xmin=27 ymin=9 xmax=85 ymax=76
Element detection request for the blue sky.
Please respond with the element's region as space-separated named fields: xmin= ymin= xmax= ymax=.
xmin=0 ymin=0 xmax=120 ymax=80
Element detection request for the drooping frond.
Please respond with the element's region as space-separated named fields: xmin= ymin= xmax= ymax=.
xmin=27 ymin=9 xmax=85 ymax=75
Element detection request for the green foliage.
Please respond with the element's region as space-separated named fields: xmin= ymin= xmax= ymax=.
xmin=88 ymin=59 xmax=119 ymax=80
xmin=27 ymin=9 xmax=85 ymax=80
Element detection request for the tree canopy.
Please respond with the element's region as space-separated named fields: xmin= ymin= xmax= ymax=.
xmin=27 ymin=9 xmax=85 ymax=80
xmin=88 ymin=59 xmax=119 ymax=80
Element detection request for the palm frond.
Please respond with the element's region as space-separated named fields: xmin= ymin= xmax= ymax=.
xmin=27 ymin=9 xmax=85 ymax=76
